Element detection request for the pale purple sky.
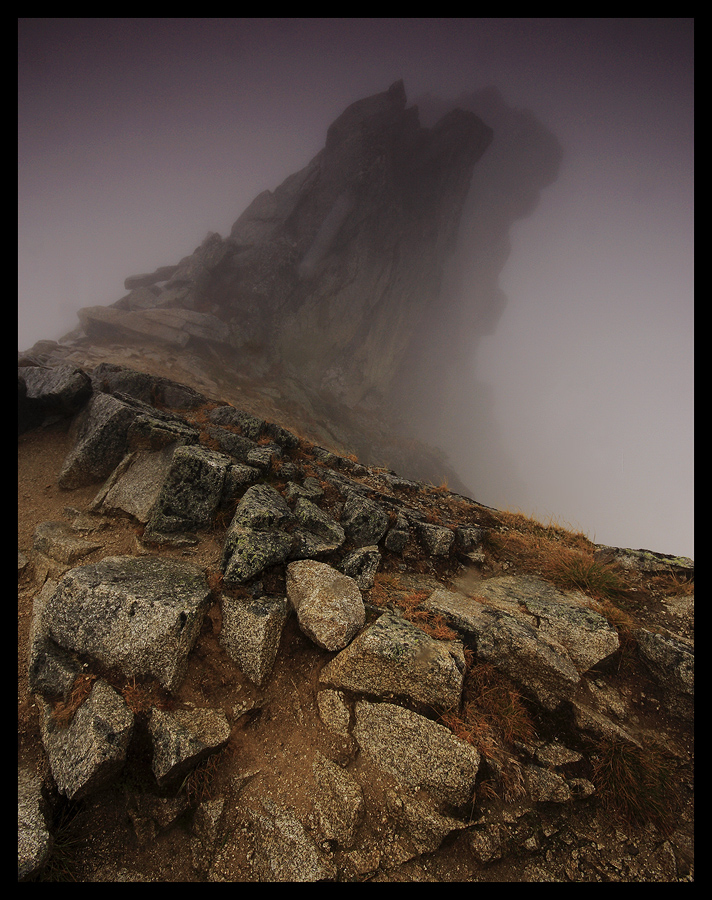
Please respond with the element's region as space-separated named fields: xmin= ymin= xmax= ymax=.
xmin=18 ymin=19 xmax=693 ymax=557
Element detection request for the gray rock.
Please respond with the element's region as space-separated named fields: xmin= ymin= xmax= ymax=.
xmin=510 ymin=577 xmax=619 ymax=672
xmin=384 ymin=513 xmax=410 ymax=553
xmin=92 ymin=444 xmax=177 ymax=523
xmin=263 ymin=421 xmax=300 ymax=451
xmin=145 ymin=444 xmax=231 ymax=536
xmin=424 ymin=590 xmax=579 ymax=709
xmin=78 ymin=304 xmax=191 ymax=347
xmin=221 ymin=463 xmax=261 ymax=499
xmin=340 ymin=545 xmax=381 ymax=589
xmin=124 ymin=264 xmax=180 ymax=290
xmin=91 ymin=361 xmax=209 ymax=410
xmin=58 ymin=392 xmax=139 ymax=488
xmin=284 ymin=476 xmax=324 ymax=503
xmin=228 ymin=483 xmax=292 ymax=530
xmin=246 ymin=798 xmax=337 ymax=882
xmin=34 ymin=556 xmax=211 ymax=692
xmin=28 ymin=579 xmax=81 ymax=697
xmin=424 ymin=584 xmax=592 ymax=709
xmin=126 ymin=411 xmax=199 ymax=451
xmin=311 ymin=751 xmax=364 ymax=847
xmin=353 ymin=700 xmax=480 ymax=806
xmin=205 ymin=426 xmax=257 ymax=461
xmin=635 ymin=627 xmax=693 ymax=717
xmin=149 ymin=707 xmax=231 ymax=788
xmin=220 ymin=595 xmax=289 ymax=686
xmin=39 ymin=679 xmax=134 ymax=800
xmin=222 ymin=527 xmax=293 ymax=585
xmin=121 ymin=285 xmax=161 ymax=310
xmin=524 ymin=764 xmax=572 ymax=803
xmin=286 ymin=560 xmax=365 ymax=651
xmin=208 ymin=405 xmax=265 ymax=440
xmin=18 ymin=767 xmax=53 ymax=881
xmin=127 ymin=793 xmax=191 ymax=845
xmin=316 ymin=689 xmax=352 ymax=739
xmin=32 ymin=520 xmax=102 ymax=565
xmin=245 ymin=444 xmax=280 ymax=470
xmin=535 ymin=741 xmax=583 ymax=768
xmin=225 ymin=81 xmax=492 ymax=404
xmin=468 ymin=823 xmax=503 ymax=863
xmin=320 ymin=612 xmax=464 ymax=709
xmin=290 ymin=497 xmax=346 ymax=558
xmin=20 ymin=364 xmax=92 ymax=421
xmin=341 ymin=494 xmax=389 ymax=548
xmin=416 ymin=522 xmax=455 ymax=556
xmin=386 ymin=788 xmax=467 ymax=855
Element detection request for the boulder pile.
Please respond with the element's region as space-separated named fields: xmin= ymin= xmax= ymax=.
xmin=18 ymin=361 xmax=694 ymax=881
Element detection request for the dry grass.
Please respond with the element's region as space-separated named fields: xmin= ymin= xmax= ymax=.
xmin=439 ymin=662 xmax=535 ymax=802
xmin=51 ymin=673 xmax=98 ymax=728
xmin=119 ymin=676 xmax=167 ymax=717
xmin=488 ymin=510 xmax=632 ymax=604
xmin=180 ymin=744 xmax=233 ymax=806
xmin=590 ymin=739 xmax=681 ymax=834
xmin=369 ymin=575 xmax=459 ymax=640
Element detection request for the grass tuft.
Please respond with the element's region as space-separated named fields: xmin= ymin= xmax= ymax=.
xmin=590 ymin=739 xmax=681 ymax=834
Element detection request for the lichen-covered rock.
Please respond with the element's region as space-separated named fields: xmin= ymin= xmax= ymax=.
xmin=320 ymin=612 xmax=464 ymax=709
xmin=222 ymin=527 xmax=293 ymax=585
xmin=340 ymin=545 xmax=381 ymax=589
xmin=340 ymin=494 xmax=390 ymax=548
xmin=416 ymin=522 xmax=454 ymax=556
xmin=290 ymin=497 xmax=346 ymax=558
xmin=145 ymin=444 xmax=231 ymax=536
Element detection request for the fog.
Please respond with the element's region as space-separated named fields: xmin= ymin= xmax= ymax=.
xmin=18 ymin=19 xmax=694 ymax=558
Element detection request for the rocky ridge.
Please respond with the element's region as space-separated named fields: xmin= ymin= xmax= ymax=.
xmin=18 ymin=360 xmax=694 ymax=881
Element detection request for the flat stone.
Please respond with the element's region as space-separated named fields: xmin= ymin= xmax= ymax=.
xmin=35 ymin=556 xmax=211 ymax=692
xmin=320 ymin=612 xmax=464 ymax=709
xmin=353 ymin=700 xmax=480 ymax=806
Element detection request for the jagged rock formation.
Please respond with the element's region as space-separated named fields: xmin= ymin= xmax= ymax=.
xmin=18 ymin=362 xmax=693 ymax=881
xmin=73 ymin=81 xmax=493 ymax=408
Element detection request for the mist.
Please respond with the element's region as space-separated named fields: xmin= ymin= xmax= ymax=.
xmin=18 ymin=18 xmax=694 ymax=558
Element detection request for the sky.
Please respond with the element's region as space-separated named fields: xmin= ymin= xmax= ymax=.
xmin=18 ymin=18 xmax=694 ymax=558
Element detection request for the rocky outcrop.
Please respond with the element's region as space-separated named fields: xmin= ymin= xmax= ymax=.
xmin=18 ymin=362 xmax=693 ymax=881
xmin=64 ymin=81 xmax=494 ymax=407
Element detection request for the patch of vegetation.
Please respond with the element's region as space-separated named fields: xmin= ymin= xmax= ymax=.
xmin=487 ymin=509 xmax=633 ymax=604
xmin=369 ymin=574 xmax=459 ymax=641
xmin=590 ymin=739 xmax=682 ymax=834
xmin=439 ymin=662 xmax=535 ymax=802
xmin=36 ymin=800 xmax=88 ymax=882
